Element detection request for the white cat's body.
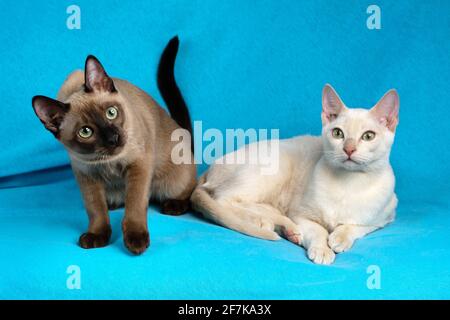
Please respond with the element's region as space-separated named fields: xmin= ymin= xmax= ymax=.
xmin=191 ymin=85 xmax=400 ymax=264
xmin=291 ymin=147 xmax=397 ymax=230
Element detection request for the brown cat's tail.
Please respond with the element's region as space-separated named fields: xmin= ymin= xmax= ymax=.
xmin=157 ymin=36 xmax=194 ymax=153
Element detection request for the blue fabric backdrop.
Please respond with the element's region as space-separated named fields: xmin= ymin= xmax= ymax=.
xmin=0 ymin=0 xmax=449 ymax=299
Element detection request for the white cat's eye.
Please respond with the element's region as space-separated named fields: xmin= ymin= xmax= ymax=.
xmin=362 ymin=131 xmax=376 ymax=141
xmin=106 ymin=106 xmax=118 ymax=120
xmin=78 ymin=126 xmax=93 ymax=139
xmin=332 ymin=128 xmax=344 ymax=139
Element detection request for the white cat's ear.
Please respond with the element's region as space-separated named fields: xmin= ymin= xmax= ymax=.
xmin=370 ymin=89 xmax=399 ymax=132
xmin=84 ymin=55 xmax=116 ymax=93
xmin=322 ymin=84 xmax=345 ymax=124
xmin=32 ymin=95 xmax=70 ymax=136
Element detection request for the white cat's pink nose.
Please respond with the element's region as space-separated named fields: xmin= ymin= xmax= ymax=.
xmin=344 ymin=145 xmax=356 ymax=156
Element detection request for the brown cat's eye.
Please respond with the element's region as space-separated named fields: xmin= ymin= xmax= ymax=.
xmin=106 ymin=106 xmax=118 ymax=120
xmin=332 ymin=128 xmax=344 ymax=139
xmin=362 ymin=131 xmax=376 ymax=141
xmin=78 ymin=126 xmax=93 ymax=139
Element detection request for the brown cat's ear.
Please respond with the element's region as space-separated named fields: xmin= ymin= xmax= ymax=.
xmin=370 ymin=89 xmax=399 ymax=132
xmin=84 ymin=55 xmax=116 ymax=93
xmin=32 ymin=95 xmax=70 ymax=137
xmin=322 ymin=84 xmax=346 ymax=125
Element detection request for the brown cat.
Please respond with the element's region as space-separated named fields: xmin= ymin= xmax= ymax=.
xmin=31 ymin=37 xmax=196 ymax=255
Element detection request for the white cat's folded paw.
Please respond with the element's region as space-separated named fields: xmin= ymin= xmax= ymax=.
xmin=307 ymin=246 xmax=335 ymax=265
xmin=328 ymin=230 xmax=354 ymax=253
xmin=259 ymin=218 xmax=275 ymax=231
xmin=282 ymin=227 xmax=303 ymax=246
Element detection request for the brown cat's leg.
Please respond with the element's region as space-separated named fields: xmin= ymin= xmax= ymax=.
xmin=122 ymin=160 xmax=152 ymax=255
xmin=159 ymin=161 xmax=196 ymax=216
xmin=75 ymin=172 xmax=111 ymax=249
xmin=161 ymin=198 xmax=191 ymax=216
xmin=160 ymin=180 xmax=195 ymax=216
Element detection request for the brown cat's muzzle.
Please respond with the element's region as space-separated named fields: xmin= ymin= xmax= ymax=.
xmin=105 ymin=142 xmax=125 ymax=156
xmin=102 ymin=127 xmax=126 ymax=154
xmin=106 ymin=132 xmax=120 ymax=147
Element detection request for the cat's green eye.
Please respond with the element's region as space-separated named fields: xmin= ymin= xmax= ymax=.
xmin=362 ymin=131 xmax=376 ymax=141
xmin=78 ymin=126 xmax=93 ymax=139
xmin=106 ymin=106 xmax=118 ymax=120
xmin=332 ymin=128 xmax=344 ymax=139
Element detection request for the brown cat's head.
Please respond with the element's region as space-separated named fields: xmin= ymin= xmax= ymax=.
xmin=32 ymin=55 xmax=127 ymax=162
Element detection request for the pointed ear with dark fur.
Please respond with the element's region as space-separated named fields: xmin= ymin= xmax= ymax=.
xmin=32 ymin=95 xmax=70 ymax=137
xmin=370 ymin=89 xmax=399 ymax=132
xmin=84 ymin=55 xmax=116 ymax=93
xmin=322 ymin=84 xmax=346 ymax=125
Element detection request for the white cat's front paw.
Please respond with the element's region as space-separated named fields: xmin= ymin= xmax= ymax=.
xmin=307 ymin=246 xmax=335 ymax=265
xmin=328 ymin=229 xmax=355 ymax=253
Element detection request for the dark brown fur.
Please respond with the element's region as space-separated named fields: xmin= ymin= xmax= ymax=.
xmin=32 ymin=39 xmax=196 ymax=254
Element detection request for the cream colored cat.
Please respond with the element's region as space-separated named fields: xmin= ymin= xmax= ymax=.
xmin=191 ymin=84 xmax=399 ymax=264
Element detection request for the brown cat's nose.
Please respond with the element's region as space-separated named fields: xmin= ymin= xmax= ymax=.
xmin=344 ymin=145 xmax=356 ymax=156
xmin=106 ymin=133 xmax=120 ymax=146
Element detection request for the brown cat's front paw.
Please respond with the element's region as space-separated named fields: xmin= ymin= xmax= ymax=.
xmin=79 ymin=228 xmax=111 ymax=249
xmin=124 ymin=230 xmax=150 ymax=255
xmin=161 ymin=199 xmax=190 ymax=216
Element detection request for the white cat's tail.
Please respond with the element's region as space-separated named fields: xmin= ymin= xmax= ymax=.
xmin=191 ymin=185 xmax=279 ymax=240
xmin=191 ymin=177 xmax=298 ymax=241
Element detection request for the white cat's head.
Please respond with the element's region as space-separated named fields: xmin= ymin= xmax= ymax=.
xmin=321 ymin=84 xmax=399 ymax=172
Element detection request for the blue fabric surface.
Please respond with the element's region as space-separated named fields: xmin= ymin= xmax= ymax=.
xmin=0 ymin=0 xmax=449 ymax=299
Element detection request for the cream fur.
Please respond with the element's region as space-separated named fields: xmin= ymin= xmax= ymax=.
xmin=191 ymin=84 xmax=399 ymax=264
